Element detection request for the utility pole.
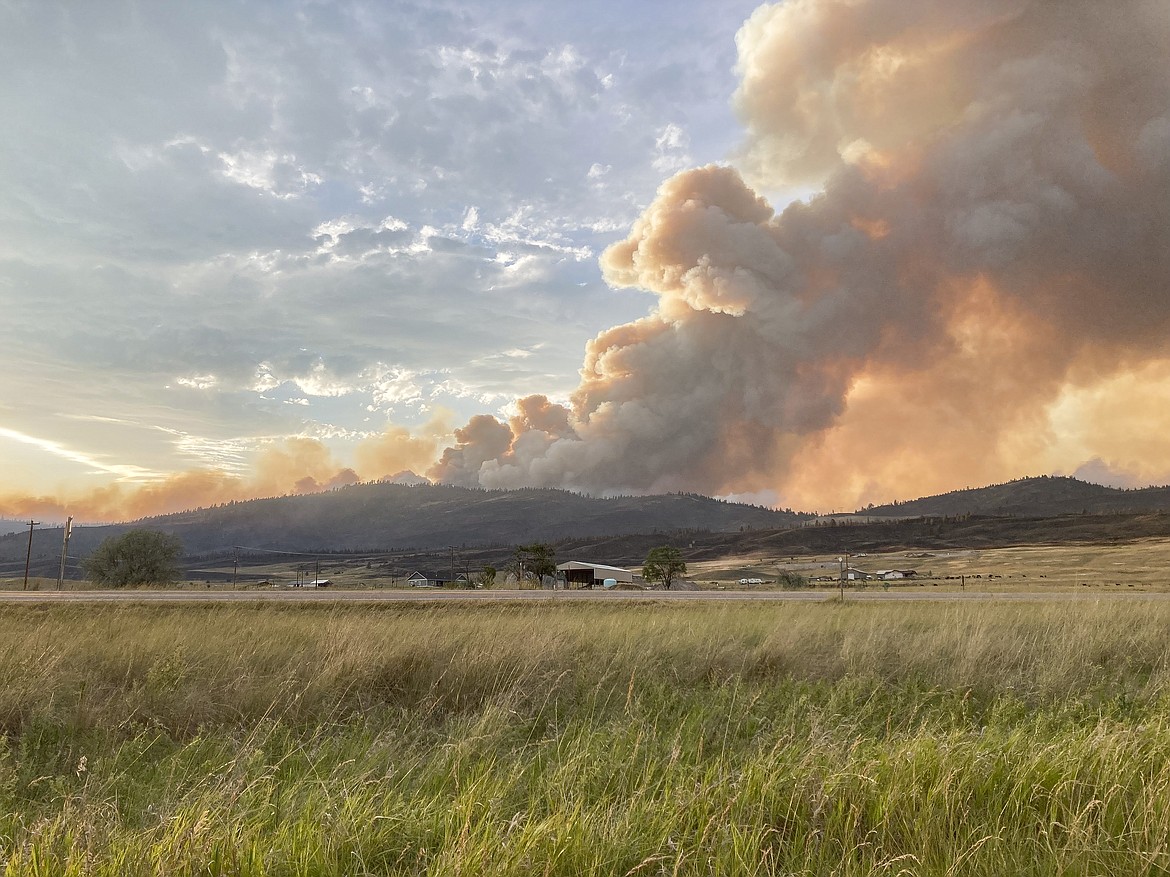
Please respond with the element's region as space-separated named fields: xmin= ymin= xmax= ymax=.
xmin=232 ymin=547 xmax=239 ymax=586
xmin=56 ymin=516 xmax=73 ymax=591
xmin=23 ymin=520 xmax=40 ymax=590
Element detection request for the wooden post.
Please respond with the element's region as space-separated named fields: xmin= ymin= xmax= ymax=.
xmin=56 ymin=516 xmax=72 ymax=590
xmin=23 ymin=520 xmax=39 ymax=590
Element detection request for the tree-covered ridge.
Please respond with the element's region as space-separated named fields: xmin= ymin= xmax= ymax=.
xmin=863 ymin=475 xmax=1170 ymax=518
xmin=0 ymin=483 xmax=810 ymax=565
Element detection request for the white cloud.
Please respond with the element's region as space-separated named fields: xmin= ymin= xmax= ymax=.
xmin=175 ymin=375 xmax=220 ymax=390
xmin=251 ymin=364 xmax=281 ymax=393
xmin=366 ymin=365 xmax=426 ymax=410
xmin=217 ymin=148 xmax=322 ymax=199
xmin=653 ymin=122 xmax=692 ymax=173
xmin=0 ymin=427 xmax=162 ymax=483
xmin=167 ymin=431 xmax=255 ymax=473
xmin=0 ymin=0 xmax=760 ymax=497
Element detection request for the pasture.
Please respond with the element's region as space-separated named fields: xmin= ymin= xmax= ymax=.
xmin=3 ymin=599 xmax=1170 ymax=874
xmin=10 ymin=534 xmax=1170 ymax=595
xmin=691 ymin=535 xmax=1170 ymax=591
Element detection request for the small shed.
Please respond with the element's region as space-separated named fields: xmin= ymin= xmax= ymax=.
xmin=557 ymin=561 xmax=636 ymax=589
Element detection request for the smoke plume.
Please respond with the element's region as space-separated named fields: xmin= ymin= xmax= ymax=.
xmin=431 ymin=0 xmax=1170 ymax=508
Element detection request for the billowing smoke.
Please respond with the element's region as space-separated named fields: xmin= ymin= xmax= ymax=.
xmin=354 ymin=417 xmax=447 ymax=483
xmin=431 ymin=0 xmax=1170 ymax=507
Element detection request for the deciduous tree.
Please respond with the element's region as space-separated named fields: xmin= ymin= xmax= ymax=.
xmin=83 ymin=529 xmax=183 ymax=587
xmin=643 ymin=546 xmax=686 ymax=590
xmin=514 ymin=543 xmax=556 ymax=585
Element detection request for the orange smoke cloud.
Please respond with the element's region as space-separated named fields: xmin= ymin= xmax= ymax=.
xmin=0 ymin=439 xmax=356 ymax=522
xmin=250 ymin=437 xmax=356 ymax=496
xmin=354 ymin=415 xmax=448 ymax=482
xmin=0 ymin=425 xmax=445 ymax=522
xmin=428 ymin=0 xmax=1170 ymax=508
xmin=0 ymin=469 xmax=248 ymax=524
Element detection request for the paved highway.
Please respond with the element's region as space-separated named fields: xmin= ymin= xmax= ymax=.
xmin=0 ymin=588 xmax=1166 ymax=603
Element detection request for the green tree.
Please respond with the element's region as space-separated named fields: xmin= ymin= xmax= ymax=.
xmin=82 ymin=529 xmax=184 ymax=587
xmin=479 ymin=565 xmax=497 ymax=588
xmin=643 ymin=546 xmax=686 ymax=590
xmin=514 ymin=543 xmax=556 ymax=586
xmin=776 ymin=571 xmax=808 ymax=590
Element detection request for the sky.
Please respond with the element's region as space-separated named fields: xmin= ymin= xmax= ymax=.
xmin=3 ymin=0 xmax=1170 ymax=522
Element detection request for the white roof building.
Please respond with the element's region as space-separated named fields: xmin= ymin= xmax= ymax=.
xmin=556 ymin=561 xmax=636 ymax=588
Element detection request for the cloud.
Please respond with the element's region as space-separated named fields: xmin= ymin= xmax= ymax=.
xmin=0 ymin=427 xmax=161 ymax=483
xmin=652 ymin=123 xmax=693 ymax=173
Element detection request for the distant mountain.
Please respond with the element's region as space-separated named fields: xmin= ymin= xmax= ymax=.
xmin=0 ymin=483 xmax=809 ymax=571
xmin=9 ymin=476 xmax=1170 ymax=582
xmin=0 ymin=519 xmax=29 ymax=537
xmin=863 ymin=476 xmax=1170 ymax=518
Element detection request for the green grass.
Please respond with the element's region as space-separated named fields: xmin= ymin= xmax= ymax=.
xmin=3 ymin=600 xmax=1170 ymax=875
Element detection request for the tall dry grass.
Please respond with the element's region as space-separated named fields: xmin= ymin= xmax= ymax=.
xmin=2 ymin=600 xmax=1170 ymax=874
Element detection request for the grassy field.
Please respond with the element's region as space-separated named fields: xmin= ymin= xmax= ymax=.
xmin=7 ymin=533 xmax=1170 ymax=593
xmin=3 ymin=599 xmax=1170 ymax=875
xmin=691 ymin=535 xmax=1170 ymax=591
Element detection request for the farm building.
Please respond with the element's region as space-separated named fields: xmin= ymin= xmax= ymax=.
xmin=556 ymin=561 xmax=637 ymax=589
xmin=407 ymin=570 xmax=469 ymax=587
xmin=874 ymin=569 xmax=918 ymax=580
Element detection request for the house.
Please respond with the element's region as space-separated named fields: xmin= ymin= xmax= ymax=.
xmin=874 ymin=569 xmax=917 ymax=580
xmin=556 ymin=561 xmax=636 ymax=589
xmin=407 ymin=570 xmax=469 ymax=588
